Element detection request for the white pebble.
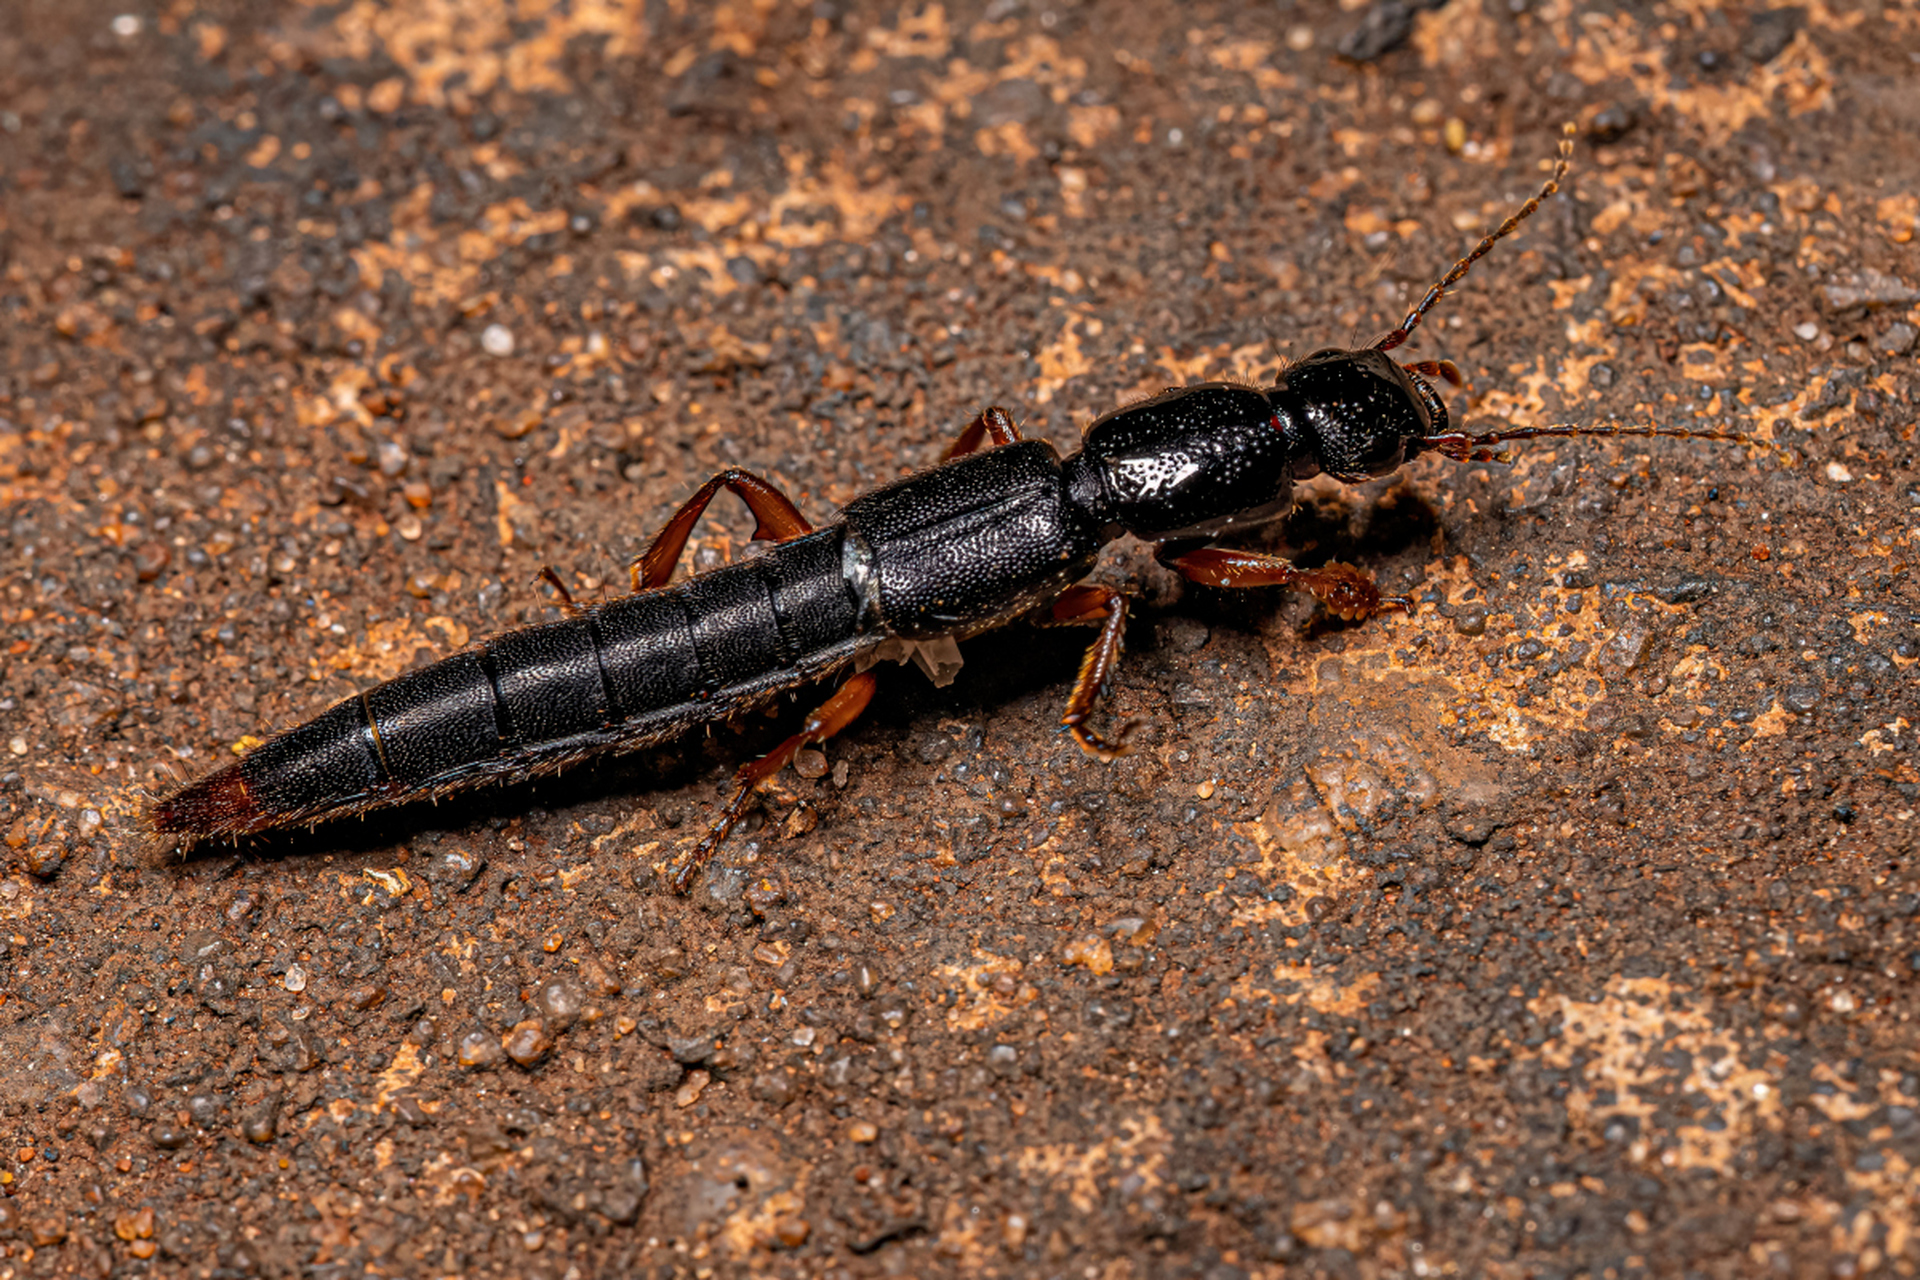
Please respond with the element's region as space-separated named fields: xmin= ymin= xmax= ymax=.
xmin=285 ymin=963 xmax=308 ymax=993
xmin=111 ymin=14 xmax=141 ymax=36
xmin=1793 ymin=321 xmax=1819 ymax=341
xmin=1825 ymin=461 xmax=1854 ymax=484
xmin=481 ymin=324 xmax=515 ymax=357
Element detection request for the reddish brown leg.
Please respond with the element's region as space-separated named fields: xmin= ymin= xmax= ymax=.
xmin=941 ymin=406 xmax=1023 ymax=462
xmin=1164 ymin=547 xmax=1411 ymax=621
xmin=1041 ymin=585 xmax=1138 ymax=760
xmin=1401 ymin=359 xmax=1463 ymax=387
xmin=537 ymin=565 xmax=582 ymax=616
xmin=632 ymin=468 xmax=813 ymax=591
xmin=671 ymin=673 xmax=879 ymax=893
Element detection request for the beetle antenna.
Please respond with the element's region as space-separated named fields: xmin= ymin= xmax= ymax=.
xmin=1416 ymin=420 xmax=1768 ymax=465
xmin=1374 ymin=123 xmax=1575 ymax=354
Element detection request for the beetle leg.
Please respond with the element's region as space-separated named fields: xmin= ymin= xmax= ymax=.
xmin=1040 ymin=584 xmax=1138 ymax=760
xmin=940 ymin=405 xmax=1024 ymax=461
xmin=1161 ymin=547 xmax=1412 ymax=620
xmin=632 ymin=468 xmax=814 ymax=591
xmin=536 ymin=565 xmax=582 ymax=616
xmin=671 ymin=673 xmax=879 ymax=893
xmin=1401 ymin=359 xmax=1463 ymax=387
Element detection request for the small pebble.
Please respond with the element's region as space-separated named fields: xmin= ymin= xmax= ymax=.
xmin=847 ymin=1120 xmax=878 ymax=1143
xmin=751 ymin=1071 xmax=795 ymax=1106
xmin=481 ymin=324 xmax=515 ymax=356
xmin=773 ymin=1217 xmax=811 ymax=1248
xmin=495 ymin=409 xmax=542 ymax=439
xmin=345 ymin=982 xmax=387 ymax=1012
xmin=502 ymin=1019 xmax=553 ymax=1066
xmin=1877 ymin=321 xmax=1918 ymax=355
xmin=675 ymin=1070 xmax=710 ymax=1108
xmin=457 ymin=1028 xmax=504 ymax=1069
xmin=149 ymin=1122 xmax=189 ymax=1150
xmin=241 ymin=1104 xmax=279 ymax=1145
xmin=23 ymin=843 xmax=64 ymax=878
xmin=375 ymin=438 xmax=409 ymax=477
xmin=283 ymin=963 xmax=307 ymax=993
xmin=1826 ymin=461 xmax=1854 ymax=484
xmin=532 ymin=979 xmax=582 ymax=1031
xmin=1793 ymin=321 xmax=1820 ymax=341
xmin=402 ymin=479 xmax=433 ymax=509
xmin=396 ymin=514 xmax=423 ymax=541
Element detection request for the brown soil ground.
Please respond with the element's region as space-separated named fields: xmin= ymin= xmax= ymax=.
xmin=2 ymin=1 xmax=1918 ymax=1276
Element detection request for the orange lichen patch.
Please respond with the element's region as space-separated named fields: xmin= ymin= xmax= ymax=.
xmin=1533 ymin=977 xmax=1784 ymax=1174
xmin=351 ymin=192 xmax=569 ymax=308
xmin=933 ymin=952 xmax=1036 ymax=1031
xmin=326 ymin=616 xmax=470 ymax=682
xmin=1221 ymin=658 xmax=1506 ymax=921
xmin=1030 ymin=312 xmax=1097 ymax=404
xmin=307 ymin=0 xmax=650 ymax=108
xmin=1742 ymin=702 xmax=1795 ymax=746
xmin=693 ymin=1140 xmax=809 ymax=1257
xmin=1342 ymin=206 xmax=1423 ymax=241
xmin=1067 ymin=103 xmax=1121 ymax=149
xmin=1410 ymin=0 xmax=1501 ymax=70
xmin=419 ymin=1151 xmax=491 ymax=1207
xmin=1472 ymin=359 xmax=1555 ymax=428
xmin=374 ymin=1041 xmax=426 ymax=1110
xmin=1598 ymin=258 xmax=1687 ymax=327
xmin=1012 ymin=1113 xmax=1168 ymax=1216
xmin=1144 ymin=341 xmax=1282 ymax=396
xmin=1546 ymin=275 xmax=1592 ymax=310
xmin=973 ymin=121 xmax=1040 ymax=163
xmin=493 ymin=478 xmax=534 ymax=549
xmin=1844 ymin=1152 xmax=1920 ymax=1267
xmin=1750 ymin=370 xmax=1859 ymax=437
xmin=1221 ymin=775 xmax=1357 ymax=922
xmin=1564 ymin=10 xmax=1843 ymax=139
xmin=863 ymin=3 xmax=952 ymax=60
xmin=1877 ymin=194 xmax=1919 ymax=244
xmin=1316 ymin=553 xmax=1701 ymax=753
xmin=1233 ymin=962 xmax=1381 ymax=1018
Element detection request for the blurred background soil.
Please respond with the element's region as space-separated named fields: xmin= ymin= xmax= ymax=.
xmin=2 ymin=0 xmax=1918 ymax=1275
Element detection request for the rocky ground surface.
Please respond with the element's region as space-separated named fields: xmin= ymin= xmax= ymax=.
xmin=2 ymin=0 xmax=1917 ymax=1276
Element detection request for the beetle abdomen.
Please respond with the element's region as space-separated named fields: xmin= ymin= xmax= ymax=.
xmin=151 ymin=529 xmax=870 ymax=839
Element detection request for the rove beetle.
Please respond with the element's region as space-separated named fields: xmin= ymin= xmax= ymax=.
xmin=153 ymin=127 xmax=1752 ymax=889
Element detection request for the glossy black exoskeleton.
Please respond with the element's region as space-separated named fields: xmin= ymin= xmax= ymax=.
xmin=152 ymin=128 xmax=1753 ymax=889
